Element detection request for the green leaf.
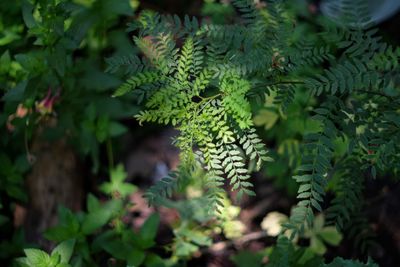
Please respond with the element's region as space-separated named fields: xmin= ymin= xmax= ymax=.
xmin=24 ymin=248 xmax=51 ymax=267
xmin=15 ymin=258 xmax=30 ymax=267
xmin=310 ymin=236 xmax=327 ymax=255
xmin=144 ymin=253 xmax=166 ymax=267
xmin=87 ymin=194 xmax=101 ymax=214
xmin=111 ymin=164 xmax=126 ymax=182
xmin=311 ymin=199 xmax=322 ymax=212
xmin=2 ymin=80 xmax=28 ymax=102
xmin=51 ymin=239 xmax=76 ymax=263
xmin=293 ymin=175 xmax=312 ymax=182
xmin=126 ymin=248 xmax=146 ymax=266
xmin=108 ymin=122 xmax=128 ymax=137
xmin=318 ymin=227 xmax=342 ymax=246
xmin=139 ymin=213 xmax=160 ymax=246
xmin=21 ymin=0 xmax=36 ymax=28
xmin=100 ymin=164 xmax=136 ymax=197
xmin=231 ymin=250 xmax=264 ymax=267
xmin=95 ymin=116 xmax=110 ymax=143
xmin=181 ymin=229 xmax=212 ymax=246
xmin=297 ymin=192 xmax=311 ymax=199
xmin=371 ymin=166 xmax=376 ymax=179
xmin=297 ymin=164 xmax=314 ymax=172
xmin=81 ymin=199 xmax=122 ymax=235
xmin=298 ymin=184 xmax=311 ymax=193
xmin=175 ymin=240 xmax=198 ymax=257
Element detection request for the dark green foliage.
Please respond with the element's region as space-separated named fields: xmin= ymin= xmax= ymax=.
xmin=326 ymin=161 xmax=364 ymax=229
xmin=324 ymin=257 xmax=378 ymax=267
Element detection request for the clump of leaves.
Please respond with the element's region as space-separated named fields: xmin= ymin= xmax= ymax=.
xmin=16 ymin=239 xmax=75 ymax=267
xmin=22 ymin=165 xmax=164 ymax=267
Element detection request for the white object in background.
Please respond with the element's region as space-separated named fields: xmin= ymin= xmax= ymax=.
xmin=321 ymin=0 xmax=400 ymax=25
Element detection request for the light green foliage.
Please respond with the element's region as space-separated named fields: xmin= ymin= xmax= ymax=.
xmin=112 ymin=2 xmax=275 ymax=212
xmin=303 ymin=214 xmax=342 ymax=255
xmin=213 ymin=196 xmax=245 ymax=239
xmin=16 ymin=239 xmax=75 ymax=267
xmin=100 ymin=164 xmax=137 ymax=198
xmin=172 ymin=222 xmax=212 ymax=258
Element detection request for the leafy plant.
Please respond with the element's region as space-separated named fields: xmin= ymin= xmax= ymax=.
xmin=1 ymin=0 xmax=137 ymax=260
xmin=38 ymin=165 xmax=164 ymax=267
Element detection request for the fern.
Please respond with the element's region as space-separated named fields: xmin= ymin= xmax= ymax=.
xmin=231 ymin=0 xmax=258 ymax=25
xmin=324 ymin=257 xmax=378 ymax=267
xmin=105 ymin=54 xmax=147 ymax=75
xmin=113 ymin=71 xmax=161 ymax=97
xmin=144 ymin=171 xmax=180 ymax=206
xmin=285 ymin=110 xmax=336 ymax=235
xmin=239 ymin=128 xmax=272 ymax=171
xmin=326 ymin=163 xmax=364 ymax=229
xmin=110 ymin=0 xmax=400 ymax=240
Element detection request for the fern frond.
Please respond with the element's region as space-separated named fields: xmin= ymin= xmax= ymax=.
xmin=273 ymin=83 xmax=296 ymax=112
xmin=289 ymin=43 xmax=333 ymax=69
xmin=285 ymin=110 xmax=336 ymax=235
xmin=305 ymin=59 xmax=372 ymax=95
xmin=220 ymin=74 xmax=252 ymax=129
xmin=239 ymin=128 xmax=272 ymax=171
xmin=326 ymin=166 xmax=364 ymax=229
xmin=231 ymin=0 xmax=259 ymax=25
xmin=205 ymin=170 xmax=226 ymax=214
xmin=113 ymin=71 xmax=161 ymax=97
xmin=368 ymin=45 xmax=400 ymax=72
xmin=105 ymin=54 xmax=147 ymax=75
xmin=144 ymin=171 xmax=180 ymax=206
xmin=345 ymin=210 xmax=377 ymax=254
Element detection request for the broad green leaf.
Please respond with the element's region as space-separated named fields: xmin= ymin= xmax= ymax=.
xmin=51 ymin=239 xmax=76 ymax=263
xmin=139 ymin=213 xmax=160 ymax=247
xmin=24 ymin=248 xmax=51 ymax=267
xmin=81 ymin=199 xmax=122 ymax=234
xmin=310 ymin=235 xmax=327 ymax=255
xmin=319 ymin=227 xmax=342 ymax=246
xmin=126 ymin=249 xmax=146 ymax=266
xmin=87 ymin=194 xmax=101 ymax=214
xmin=21 ymin=0 xmax=36 ymax=28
